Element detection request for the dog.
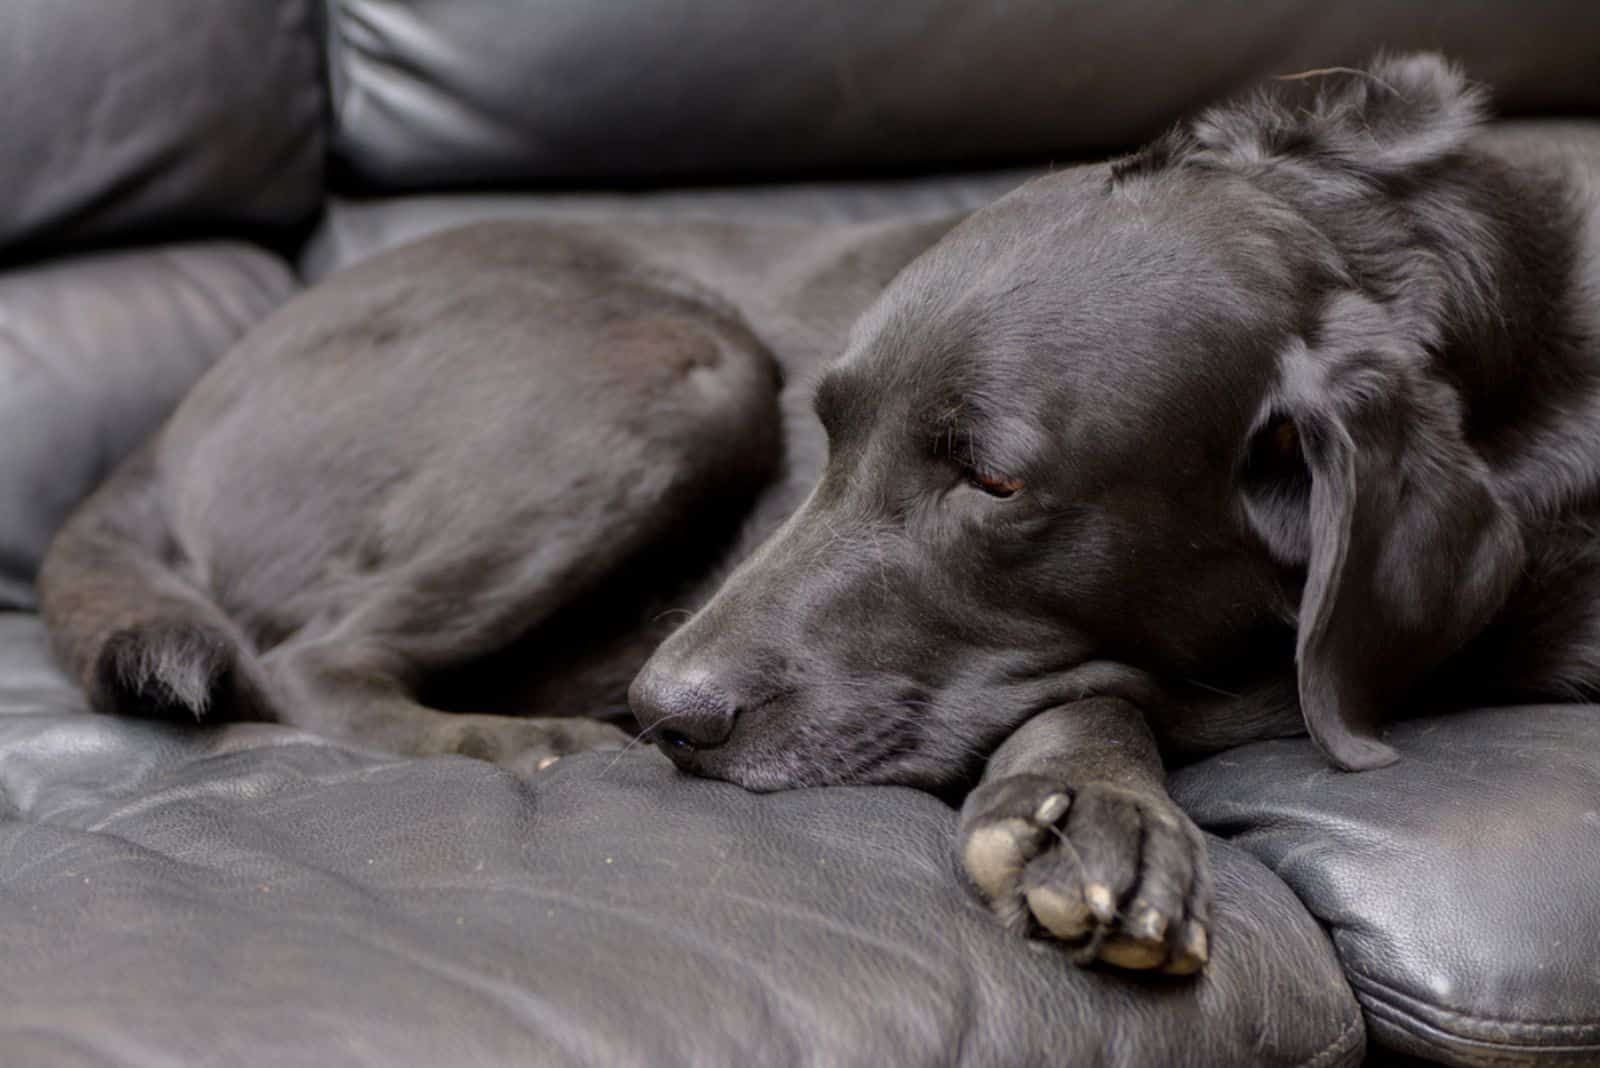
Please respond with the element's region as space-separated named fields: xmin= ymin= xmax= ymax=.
xmin=629 ymin=54 xmax=1600 ymax=972
xmin=39 ymin=54 xmax=1600 ymax=977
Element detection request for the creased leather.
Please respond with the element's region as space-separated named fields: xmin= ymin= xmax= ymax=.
xmin=326 ymin=0 xmax=1600 ymax=191
xmin=0 ymin=614 xmax=1362 ymax=1067
xmin=0 ymin=245 xmax=299 ymax=609
xmin=1172 ymin=708 xmax=1600 ymax=1068
xmin=0 ymin=0 xmax=324 ymax=254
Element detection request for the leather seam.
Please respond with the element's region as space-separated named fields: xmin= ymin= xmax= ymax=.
xmin=1361 ymin=996 xmax=1600 ymax=1066
xmin=1295 ymin=1012 xmax=1365 ymax=1068
xmin=1349 ymin=970 xmax=1600 ymax=1040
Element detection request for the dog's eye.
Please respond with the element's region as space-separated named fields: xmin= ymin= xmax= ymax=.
xmin=1246 ymin=414 xmax=1306 ymax=477
xmin=1269 ymin=418 xmax=1298 ymax=458
xmin=1242 ymin=412 xmax=1311 ymax=513
xmin=965 ymin=468 xmax=1024 ymax=498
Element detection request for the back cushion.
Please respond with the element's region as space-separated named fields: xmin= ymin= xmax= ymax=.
xmin=0 ymin=245 xmax=297 ymax=608
xmin=327 ymin=0 xmax=1600 ymax=190
xmin=0 ymin=0 xmax=325 ymax=255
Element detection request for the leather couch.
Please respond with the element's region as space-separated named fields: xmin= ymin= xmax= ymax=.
xmin=2 ymin=3 xmax=1598 ymax=1065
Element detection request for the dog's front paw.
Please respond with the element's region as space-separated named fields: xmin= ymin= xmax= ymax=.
xmin=959 ymin=774 xmax=1211 ymax=974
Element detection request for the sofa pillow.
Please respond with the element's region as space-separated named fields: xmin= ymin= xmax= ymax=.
xmin=0 ymin=244 xmax=298 ymax=609
xmin=1171 ymin=707 xmax=1600 ymax=1066
xmin=0 ymin=0 xmax=324 ymax=254
xmin=326 ymin=0 xmax=1600 ymax=190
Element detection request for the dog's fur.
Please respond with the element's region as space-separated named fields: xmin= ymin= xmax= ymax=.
xmin=36 ymin=218 xmax=954 ymax=764
xmin=39 ymin=55 xmax=1600 ymax=974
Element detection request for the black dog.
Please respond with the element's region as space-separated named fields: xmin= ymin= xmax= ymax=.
xmin=630 ymin=55 xmax=1600 ymax=971
xmin=40 ymin=55 xmax=1600 ymax=976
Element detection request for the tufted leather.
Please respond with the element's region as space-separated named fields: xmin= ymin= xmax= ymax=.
xmin=0 ymin=245 xmax=299 ymax=609
xmin=0 ymin=0 xmax=324 ymax=256
xmin=325 ymin=0 xmax=1600 ymax=191
xmin=0 ymin=612 xmax=1363 ymax=1067
xmin=1171 ymin=709 xmax=1600 ymax=1067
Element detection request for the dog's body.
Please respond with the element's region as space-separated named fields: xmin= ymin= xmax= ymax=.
xmin=38 ymin=218 xmax=953 ymax=764
xmin=39 ymin=56 xmax=1600 ymax=974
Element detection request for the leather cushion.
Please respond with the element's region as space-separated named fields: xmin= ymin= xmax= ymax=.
xmin=1171 ymin=707 xmax=1600 ymax=1066
xmin=300 ymin=171 xmax=1034 ymax=281
xmin=0 ymin=245 xmax=298 ymax=609
xmin=0 ymin=0 xmax=324 ymax=255
xmin=326 ymin=0 xmax=1600 ymax=190
xmin=0 ymin=613 xmax=1362 ymax=1067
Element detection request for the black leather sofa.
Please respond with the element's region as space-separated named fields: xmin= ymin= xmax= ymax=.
xmin=3 ymin=3 xmax=1599 ymax=1065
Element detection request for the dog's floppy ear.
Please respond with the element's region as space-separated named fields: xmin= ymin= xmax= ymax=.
xmin=1241 ymin=293 xmax=1525 ymax=770
xmin=1113 ymin=53 xmax=1487 ymax=194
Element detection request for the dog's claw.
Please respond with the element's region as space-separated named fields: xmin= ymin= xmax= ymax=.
xmin=1033 ymin=792 xmax=1071 ymax=825
xmin=1130 ymin=903 xmax=1167 ymax=942
xmin=1085 ymin=883 xmax=1116 ymax=924
xmin=1163 ymin=921 xmax=1210 ymax=975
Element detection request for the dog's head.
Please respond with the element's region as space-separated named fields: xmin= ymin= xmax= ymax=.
xmin=631 ymin=54 xmax=1525 ymax=789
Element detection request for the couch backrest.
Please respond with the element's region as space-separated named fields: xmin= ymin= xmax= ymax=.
xmin=0 ymin=0 xmax=326 ymax=258
xmin=324 ymin=0 xmax=1600 ymax=191
xmin=3 ymin=1 xmax=1598 ymax=257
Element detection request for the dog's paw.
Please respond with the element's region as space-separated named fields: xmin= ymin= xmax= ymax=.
xmin=959 ymin=774 xmax=1212 ymax=974
xmin=428 ymin=715 xmax=632 ymax=775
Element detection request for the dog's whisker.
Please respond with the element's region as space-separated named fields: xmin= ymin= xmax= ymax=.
xmin=1273 ymin=65 xmax=1397 ymax=95
xmin=1182 ymin=677 xmax=1242 ymax=700
xmin=596 ymin=711 xmax=693 ymax=777
xmin=651 ymin=607 xmax=696 ymax=624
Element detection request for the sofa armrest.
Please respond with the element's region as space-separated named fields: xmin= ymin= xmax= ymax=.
xmin=1173 ymin=707 xmax=1600 ymax=1066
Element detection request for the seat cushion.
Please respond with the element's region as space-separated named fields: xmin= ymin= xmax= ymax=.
xmin=0 ymin=612 xmax=1363 ymax=1067
xmin=1171 ymin=707 xmax=1600 ymax=1066
xmin=326 ymin=0 xmax=1600 ymax=191
xmin=0 ymin=244 xmax=299 ymax=608
xmin=300 ymin=170 xmax=1035 ymax=281
xmin=0 ymin=0 xmax=324 ymax=255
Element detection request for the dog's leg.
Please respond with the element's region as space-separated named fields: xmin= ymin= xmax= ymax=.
xmin=39 ymin=444 xmax=275 ymax=724
xmin=250 ymin=347 xmax=780 ymax=770
xmin=266 ymin=636 xmax=630 ymax=774
xmin=957 ymin=698 xmax=1211 ymax=974
xmin=253 ymin=451 xmax=759 ymax=771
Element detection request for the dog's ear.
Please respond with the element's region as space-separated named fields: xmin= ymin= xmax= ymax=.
xmin=1241 ymin=293 xmax=1524 ymax=770
xmin=1114 ymin=53 xmax=1486 ymax=193
xmin=1195 ymin=53 xmax=1484 ymax=179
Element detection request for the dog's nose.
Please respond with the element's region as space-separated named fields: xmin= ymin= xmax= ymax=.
xmin=628 ymin=665 xmax=737 ymax=753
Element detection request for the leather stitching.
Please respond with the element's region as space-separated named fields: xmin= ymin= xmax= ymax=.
xmin=1350 ymin=971 xmax=1600 ymax=1041
xmin=1361 ymin=998 xmax=1600 ymax=1067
